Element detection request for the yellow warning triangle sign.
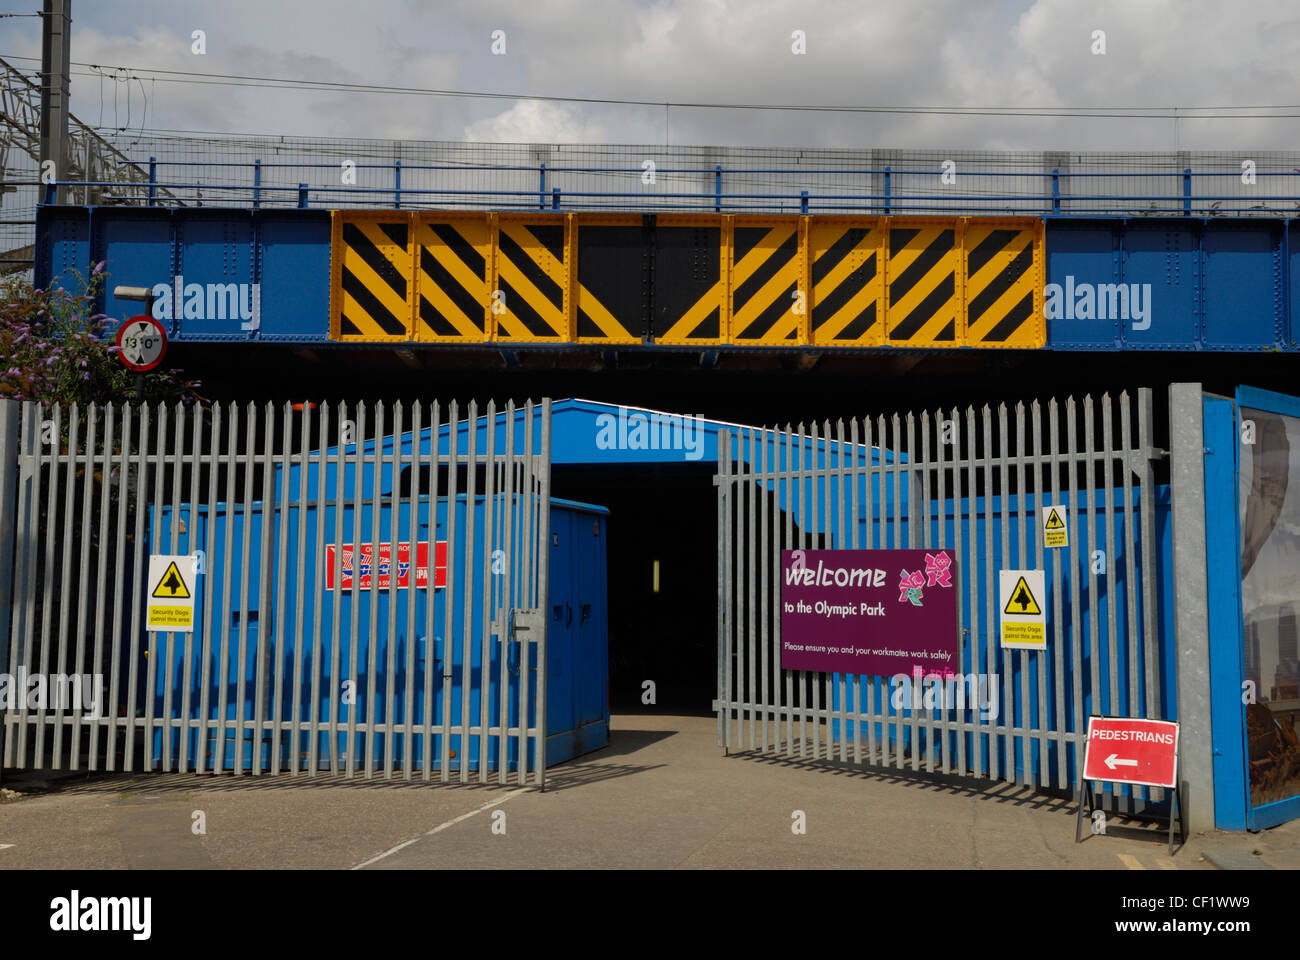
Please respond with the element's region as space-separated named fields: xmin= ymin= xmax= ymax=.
xmin=151 ymin=560 xmax=191 ymax=600
xmin=1003 ymin=576 xmax=1042 ymax=616
xmin=1044 ymin=508 xmax=1065 ymax=531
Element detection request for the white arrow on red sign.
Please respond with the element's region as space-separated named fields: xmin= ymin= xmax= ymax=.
xmin=1103 ymin=754 xmax=1138 ymax=770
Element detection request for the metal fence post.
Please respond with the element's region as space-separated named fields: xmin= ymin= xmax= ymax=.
xmin=0 ymin=401 xmax=19 ymax=783
xmin=0 ymin=401 xmax=17 ymax=667
xmin=1051 ymin=168 xmax=1061 ymax=215
xmin=1168 ymin=382 xmax=1216 ymax=833
xmin=148 ymin=157 xmax=157 ymax=207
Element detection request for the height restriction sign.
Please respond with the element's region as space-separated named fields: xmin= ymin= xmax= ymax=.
xmin=147 ymin=554 xmax=198 ymax=631
xmin=115 ymin=314 xmax=168 ymax=372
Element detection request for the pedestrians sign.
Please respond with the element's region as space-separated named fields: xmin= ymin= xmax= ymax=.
xmin=1075 ymin=715 xmax=1184 ymax=854
xmin=1041 ymin=505 xmax=1068 ymax=548
xmin=147 ymin=554 xmax=198 ymax=631
xmin=1081 ymin=715 xmax=1179 ymax=789
xmin=115 ymin=315 xmax=168 ymax=372
xmin=999 ymin=569 xmax=1046 ymax=649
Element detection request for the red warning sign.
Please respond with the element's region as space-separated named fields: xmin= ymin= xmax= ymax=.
xmin=324 ymin=541 xmax=447 ymax=590
xmin=1081 ymin=716 xmax=1179 ymax=789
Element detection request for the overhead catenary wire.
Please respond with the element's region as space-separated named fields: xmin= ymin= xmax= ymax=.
xmin=5 ymin=52 xmax=1300 ymax=120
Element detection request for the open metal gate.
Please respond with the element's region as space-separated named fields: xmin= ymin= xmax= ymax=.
xmin=715 ymin=389 xmax=1169 ymax=806
xmin=0 ymin=398 xmax=552 ymax=785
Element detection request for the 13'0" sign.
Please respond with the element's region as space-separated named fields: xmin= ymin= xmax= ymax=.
xmin=115 ymin=314 xmax=168 ymax=372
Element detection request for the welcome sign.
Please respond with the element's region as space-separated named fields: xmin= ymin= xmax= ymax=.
xmin=780 ymin=549 xmax=958 ymax=676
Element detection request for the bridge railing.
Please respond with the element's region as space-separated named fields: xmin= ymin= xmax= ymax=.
xmin=40 ymin=161 xmax=1300 ymax=217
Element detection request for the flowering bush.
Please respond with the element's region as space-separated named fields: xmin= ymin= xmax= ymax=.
xmin=1 ymin=266 xmax=201 ymax=405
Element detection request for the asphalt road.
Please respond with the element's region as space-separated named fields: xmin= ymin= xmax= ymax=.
xmin=0 ymin=714 xmax=1283 ymax=870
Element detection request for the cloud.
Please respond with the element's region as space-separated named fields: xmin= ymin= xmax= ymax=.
xmin=22 ymin=0 xmax=1300 ymax=149
xmin=465 ymin=99 xmax=608 ymax=143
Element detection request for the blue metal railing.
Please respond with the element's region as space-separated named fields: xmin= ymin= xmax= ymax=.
xmin=40 ymin=160 xmax=1300 ymax=217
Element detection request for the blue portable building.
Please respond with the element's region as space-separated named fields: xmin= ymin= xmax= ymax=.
xmin=150 ymin=490 xmax=608 ymax=774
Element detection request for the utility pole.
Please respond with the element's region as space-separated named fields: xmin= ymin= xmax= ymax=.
xmin=39 ymin=0 xmax=71 ymax=204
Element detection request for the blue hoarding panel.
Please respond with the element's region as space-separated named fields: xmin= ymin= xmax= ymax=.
xmin=1203 ymin=394 xmax=1248 ymax=830
xmin=1290 ymin=222 xmax=1300 ymax=351
xmin=830 ymin=484 xmax=1171 ymax=794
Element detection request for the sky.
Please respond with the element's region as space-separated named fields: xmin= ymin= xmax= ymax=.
xmin=3 ymin=0 xmax=1300 ymax=150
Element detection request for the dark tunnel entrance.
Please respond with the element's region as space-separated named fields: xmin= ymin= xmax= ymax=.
xmin=552 ymin=462 xmax=718 ymax=716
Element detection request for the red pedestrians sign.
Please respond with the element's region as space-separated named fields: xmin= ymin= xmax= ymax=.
xmin=1081 ymin=716 xmax=1179 ymax=788
xmin=324 ymin=541 xmax=447 ymax=590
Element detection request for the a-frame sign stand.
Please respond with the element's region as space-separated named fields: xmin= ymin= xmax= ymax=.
xmin=1075 ymin=778 xmax=1186 ymax=855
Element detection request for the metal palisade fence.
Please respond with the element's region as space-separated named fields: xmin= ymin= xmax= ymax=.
xmin=715 ymin=389 xmax=1167 ymax=810
xmin=0 ymin=398 xmax=552 ymax=785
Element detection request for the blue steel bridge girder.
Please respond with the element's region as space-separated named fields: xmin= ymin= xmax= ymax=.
xmin=32 ymin=204 xmax=1299 ymax=353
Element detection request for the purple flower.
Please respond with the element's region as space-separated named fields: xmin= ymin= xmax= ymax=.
xmin=93 ymin=260 xmax=107 ymax=275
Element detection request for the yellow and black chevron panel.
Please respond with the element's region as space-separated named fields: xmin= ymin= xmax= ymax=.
xmin=493 ymin=215 xmax=569 ymax=341
xmin=809 ymin=218 xmax=885 ymax=346
xmin=730 ymin=216 xmax=805 ymax=344
xmin=654 ymin=215 xmax=726 ymax=345
xmin=576 ymin=215 xmax=644 ymax=344
xmin=963 ymin=218 xmax=1045 ymax=348
xmin=885 ymin=218 xmax=962 ymax=347
xmin=326 ymin=211 xmax=1046 ymax=350
xmin=331 ymin=212 xmax=414 ymax=342
xmin=413 ymin=214 xmax=492 ymax=342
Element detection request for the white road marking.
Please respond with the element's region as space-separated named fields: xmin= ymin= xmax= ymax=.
xmin=0 ymin=844 xmax=13 ymax=850
xmin=1155 ymin=858 xmax=1178 ymax=870
xmin=351 ymin=788 xmax=528 ymax=870
xmin=1118 ymin=853 xmax=1145 ymax=870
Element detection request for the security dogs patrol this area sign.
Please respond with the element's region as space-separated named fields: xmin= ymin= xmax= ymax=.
xmin=146 ymin=554 xmax=198 ymax=631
